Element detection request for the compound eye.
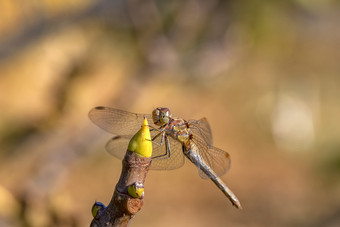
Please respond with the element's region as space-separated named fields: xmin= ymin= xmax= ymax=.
xmin=160 ymin=112 xmax=169 ymax=124
xmin=152 ymin=109 xmax=161 ymax=125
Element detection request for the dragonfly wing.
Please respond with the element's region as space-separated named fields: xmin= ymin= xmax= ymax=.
xmin=104 ymin=130 xmax=165 ymax=160
xmin=105 ymin=135 xmax=132 ymax=160
xmin=191 ymin=136 xmax=230 ymax=179
xmin=89 ymin=106 xmax=154 ymax=135
xmin=188 ymin=118 xmax=213 ymax=146
xmin=105 ymin=130 xmax=185 ymax=170
xmin=150 ymin=134 xmax=185 ymax=170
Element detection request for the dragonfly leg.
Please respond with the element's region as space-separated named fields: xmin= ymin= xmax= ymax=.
xmin=149 ymin=124 xmax=169 ymax=145
xmin=149 ymin=125 xmax=163 ymax=132
xmin=165 ymin=136 xmax=171 ymax=158
xmin=150 ymin=131 xmax=165 ymax=146
xmin=160 ymin=131 xmax=165 ymax=145
xmin=152 ymin=136 xmax=171 ymax=160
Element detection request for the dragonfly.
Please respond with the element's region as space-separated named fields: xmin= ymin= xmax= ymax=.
xmin=89 ymin=106 xmax=242 ymax=209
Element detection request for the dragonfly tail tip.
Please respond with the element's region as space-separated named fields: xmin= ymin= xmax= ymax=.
xmin=234 ymin=202 xmax=242 ymax=209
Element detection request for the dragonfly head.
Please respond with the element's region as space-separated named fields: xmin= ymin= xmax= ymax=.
xmin=152 ymin=108 xmax=171 ymax=126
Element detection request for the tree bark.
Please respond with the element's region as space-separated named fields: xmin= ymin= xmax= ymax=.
xmin=90 ymin=150 xmax=151 ymax=227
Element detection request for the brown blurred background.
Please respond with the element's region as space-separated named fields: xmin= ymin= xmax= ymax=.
xmin=1 ymin=0 xmax=340 ymax=226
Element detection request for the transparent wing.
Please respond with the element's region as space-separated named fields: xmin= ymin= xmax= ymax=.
xmin=188 ymin=118 xmax=213 ymax=146
xmin=105 ymin=135 xmax=133 ymax=160
xmin=89 ymin=106 xmax=154 ymax=135
xmin=150 ymin=133 xmax=185 ymax=170
xmin=105 ymin=130 xmax=185 ymax=170
xmin=191 ymin=136 xmax=230 ymax=179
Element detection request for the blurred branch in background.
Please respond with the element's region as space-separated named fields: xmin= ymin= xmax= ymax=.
xmin=0 ymin=0 xmax=129 ymax=61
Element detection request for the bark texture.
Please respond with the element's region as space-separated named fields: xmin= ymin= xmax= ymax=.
xmin=90 ymin=150 xmax=151 ymax=227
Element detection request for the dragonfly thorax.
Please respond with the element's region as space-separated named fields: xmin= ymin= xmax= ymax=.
xmin=169 ymin=119 xmax=191 ymax=143
xmin=152 ymin=107 xmax=172 ymax=126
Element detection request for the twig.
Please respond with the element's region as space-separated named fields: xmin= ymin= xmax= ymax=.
xmin=90 ymin=118 xmax=152 ymax=227
xmin=90 ymin=151 xmax=151 ymax=227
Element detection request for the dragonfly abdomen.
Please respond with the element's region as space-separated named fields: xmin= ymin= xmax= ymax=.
xmin=184 ymin=141 xmax=242 ymax=209
xmin=210 ymin=176 xmax=242 ymax=209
